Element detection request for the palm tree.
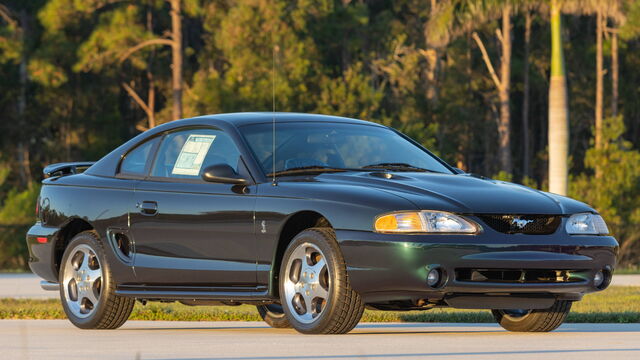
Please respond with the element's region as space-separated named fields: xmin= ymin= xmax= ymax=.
xmin=522 ymin=9 xmax=533 ymax=177
xmin=548 ymin=0 xmax=569 ymax=195
xmin=561 ymin=0 xmax=624 ymax=150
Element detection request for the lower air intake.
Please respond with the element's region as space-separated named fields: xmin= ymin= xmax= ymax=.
xmin=455 ymin=268 xmax=588 ymax=284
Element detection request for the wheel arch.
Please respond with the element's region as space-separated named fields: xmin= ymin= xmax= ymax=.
xmin=54 ymin=218 xmax=95 ymax=274
xmin=269 ymin=211 xmax=332 ymax=297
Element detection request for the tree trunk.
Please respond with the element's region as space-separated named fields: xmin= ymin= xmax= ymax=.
xmin=146 ymin=3 xmax=156 ymax=128
xmin=17 ymin=11 xmax=31 ymax=186
xmin=522 ymin=11 xmax=532 ymax=178
xmin=425 ymin=0 xmax=440 ymax=111
xmin=424 ymin=49 xmax=439 ymax=105
xmin=170 ymin=0 xmax=183 ymax=120
xmin=497 ymin=7 xmax=512 ymax=174
xmin=611 ymin=30 xmax=618 ymax=117
xmin=595 ymin=7 xmax=603 ymax=150
xmin=548 ymin=0 xmax=569 ymax=196
xmin=147 ymin=71 xmax=156 ymax=128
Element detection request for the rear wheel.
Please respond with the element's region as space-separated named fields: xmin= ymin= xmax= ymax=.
xmin=279 ymin=228 xmax=364 ymax=334
xmin=59 ymin=231 xmax=135 ymax=329
xmin=256 ymin=304 xmax=291 ymax=328
xmin=491 ymin=300 xmax=572 ymax=332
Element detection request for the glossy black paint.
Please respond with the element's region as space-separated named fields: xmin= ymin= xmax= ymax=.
xmin=27 ymin=113 xmax=618 ymax=309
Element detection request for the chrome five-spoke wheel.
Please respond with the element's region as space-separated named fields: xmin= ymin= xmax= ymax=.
xmin=62 ymin=244 xmax=103 ymax=318
xmin=279 ymin=228 xmax=364 ymax=334
xmin=283 ymin=242 xmax=331 ymax=324
xmin=59 ymin=231 xmax=135 ymax=329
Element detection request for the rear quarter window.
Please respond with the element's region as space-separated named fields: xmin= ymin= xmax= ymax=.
xmin=119 ymin=138 xmax=159 ymax=176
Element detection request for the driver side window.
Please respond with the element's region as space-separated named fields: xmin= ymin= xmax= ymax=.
xmin=151 ymin=128 xmax=241 ymax=179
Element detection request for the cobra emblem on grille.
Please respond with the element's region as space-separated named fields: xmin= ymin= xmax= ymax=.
xmin=511 ymin=218 xmax=534 ymax=229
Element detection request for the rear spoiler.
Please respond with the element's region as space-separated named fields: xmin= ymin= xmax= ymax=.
xmin=43 ymin=162 xmax=96 ymax=178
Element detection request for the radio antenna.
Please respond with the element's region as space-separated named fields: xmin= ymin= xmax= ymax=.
xmin=271 ymin=44 xmax=278 ymax=186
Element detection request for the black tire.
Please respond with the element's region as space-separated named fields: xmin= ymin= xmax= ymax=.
xmin=256 ymin=304 xmax=291 ymax=328
xmin=59 ymin=231 xmax=135 ymax=329
xmin=491 ymin=300 xmax=572 ymax=332
xmin=279 ymin=227 xmax=364 ymax=334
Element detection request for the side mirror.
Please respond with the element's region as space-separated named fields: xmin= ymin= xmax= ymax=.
xmin=201 ymin=164 xmax=247 ymax=184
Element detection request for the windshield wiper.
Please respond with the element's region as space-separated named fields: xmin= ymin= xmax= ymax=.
xmin=268 ymin=166 xmax=362 ymax=177
xmin=361 ymin=162 xmax=433 ymax=172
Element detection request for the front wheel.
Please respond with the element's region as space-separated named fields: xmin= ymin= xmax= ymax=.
xmin=491 ymin=300 xmax=572 ymax=332
xmin=59 ymin=231 xmax=135 ymax=329
xmin=279 ymin=228 xmax=364 ymax=334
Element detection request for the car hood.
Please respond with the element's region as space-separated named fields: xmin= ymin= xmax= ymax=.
xmin=311 ymin=171 xmax=594 ymax=215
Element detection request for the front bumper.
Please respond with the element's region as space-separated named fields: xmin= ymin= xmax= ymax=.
xmin=337 ymin=229 xmax=618 ymax=308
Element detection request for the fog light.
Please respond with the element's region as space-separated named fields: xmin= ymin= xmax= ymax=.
xmin=593 ymin=270 xmax=605 ymax=288
xmin=427 ymin=268 xmax=441 ymax=287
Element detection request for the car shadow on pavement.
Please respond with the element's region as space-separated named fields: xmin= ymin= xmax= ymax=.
xmin=152 ymin=348 xmax=640 ymax=360
xmin=341 ymin=322 xmax=640 ymax=335
xmin=121 ymin=325 xmax=276 ymax=331
xmin=119 ymin=322 xmax=640 ymax=334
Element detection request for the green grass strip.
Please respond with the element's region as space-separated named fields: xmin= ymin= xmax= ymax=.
xmin=1 ymin=286 xmax=638 ymax=323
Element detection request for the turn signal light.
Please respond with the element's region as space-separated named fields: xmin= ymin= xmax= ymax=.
xmin=375 ymin=212 xmax=422 ymax=232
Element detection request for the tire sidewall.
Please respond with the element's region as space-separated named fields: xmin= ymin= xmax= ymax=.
xmin=279 ymin=228 xmax=347 ymax=333
xmin=59 ymin=231 xmax=116 ymax=329
xmin=491 ymin=300 xmax=571 ymax=332
xmin=256 ymin=304 xmax=291 ymax=328
xmin=492 ymin=309 xmax=536 ymax=332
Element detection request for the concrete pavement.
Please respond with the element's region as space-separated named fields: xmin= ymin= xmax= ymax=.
xmin=1 ymin=320 xmax=639 ymax=360
xmin=1 ymin=273 xmax=638 ymax=359
xmin=610 ymin=274 xmax=640 ymax=286
xmin=0 ymin=273 xmax=56 ymax=299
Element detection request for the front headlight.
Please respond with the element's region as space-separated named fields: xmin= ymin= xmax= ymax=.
xmin=566 ymin=213 xmax=609 ymax=235
xmin=374 ymin=211 xmax=480 ymax=234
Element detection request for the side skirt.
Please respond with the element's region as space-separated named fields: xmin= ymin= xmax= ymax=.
xmin=115 ymin=284 xmax=275 ymax=302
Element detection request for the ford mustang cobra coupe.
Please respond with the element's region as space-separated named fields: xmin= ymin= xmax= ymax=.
xmin=27 ymin=113 xmax=617 ymax=334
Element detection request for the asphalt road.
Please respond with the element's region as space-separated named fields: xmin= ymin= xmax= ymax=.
xmin=1 ymin=320 xmax=639 ymax=360
xmin=2 ymin=273 xmax=640 ymax=299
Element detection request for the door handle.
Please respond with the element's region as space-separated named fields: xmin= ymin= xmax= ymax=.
xmin=138 ymin=201 xmax=158 ymax=216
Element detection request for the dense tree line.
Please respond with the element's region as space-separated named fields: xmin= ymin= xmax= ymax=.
xmin=0 ymin=0 xmax=639 ymax=267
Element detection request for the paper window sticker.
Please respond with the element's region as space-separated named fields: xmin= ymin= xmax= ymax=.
xmin=171 ymin=134 xmax=217 ymax=176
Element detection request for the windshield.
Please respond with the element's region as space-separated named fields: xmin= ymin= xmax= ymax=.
xmin=239 ymin=122 xmax=452 ymax=175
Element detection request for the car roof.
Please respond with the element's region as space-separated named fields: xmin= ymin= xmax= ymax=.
xmin=84 ymin=112 xmax=386 ymax=178
xmin=189 ymin=112 xmax=384 ymax=128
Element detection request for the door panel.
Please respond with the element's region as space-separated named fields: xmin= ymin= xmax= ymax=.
xmin=129 ymin=127 xmax=258 ymax=287
xmin=131 ymin=181 xmax=257 ymax=286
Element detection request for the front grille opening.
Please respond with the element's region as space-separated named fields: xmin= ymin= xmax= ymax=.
xmin=477 ymin=214 xmax=561 ymax=235
xmin=455 ymin=268 xmax=588 ymax=283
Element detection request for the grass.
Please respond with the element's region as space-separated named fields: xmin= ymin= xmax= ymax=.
xmin=0 ymin=269 xmax=29 ymax=273
xmin=615 ymin=265 xmax=640 ymax=274
xmin=1 ymin=286 xmax=639 ymax=323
